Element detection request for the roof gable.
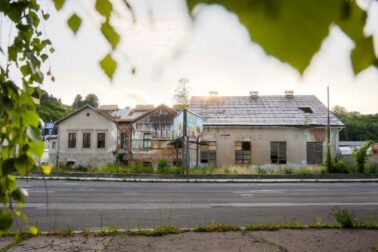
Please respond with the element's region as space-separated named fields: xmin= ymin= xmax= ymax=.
xmin=55 ymin=104 xmax=115 ymax=124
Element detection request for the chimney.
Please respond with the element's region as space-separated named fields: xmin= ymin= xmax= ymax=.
xmin=285 ymin=90 xmax=294 ymax=98
xmin=209 ymin=91 xmax=218 ymax=96
xmin=249 ymin=91 xmax=259 ymax=99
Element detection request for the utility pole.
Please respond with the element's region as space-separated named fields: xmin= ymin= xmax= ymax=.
xmin=327 ymin=86 xmax=330 ymax=145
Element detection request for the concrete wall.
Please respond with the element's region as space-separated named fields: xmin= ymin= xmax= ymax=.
xmin=193 ymin=126 xmax=340 ymax=169
xmin=55 ymin=107 xmax=117 ymax=167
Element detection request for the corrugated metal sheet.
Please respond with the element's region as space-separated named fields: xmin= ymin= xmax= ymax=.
xmin=189 ymin=95 xmax=344 ymax=126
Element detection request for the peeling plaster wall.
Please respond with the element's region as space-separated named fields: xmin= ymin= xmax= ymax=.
xmin=196 ymin=126 xmax=339 ymax=169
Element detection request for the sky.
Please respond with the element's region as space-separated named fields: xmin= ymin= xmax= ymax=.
xmin=2 ymin=0 xmax=378 ymax=113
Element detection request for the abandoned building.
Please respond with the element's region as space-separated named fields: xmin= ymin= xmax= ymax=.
xmin=188 ymin=92 xmax=344 ymax=168
xmin=49 ymin=104 xmax=177 ymax=167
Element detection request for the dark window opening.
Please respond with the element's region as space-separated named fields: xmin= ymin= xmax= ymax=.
xmin=298 ymin=107 xmax=313 ymax=113
xmin=271 ymin=142 xmax=286 ymax=164
xmin=52 ymin=141 xmax=56 ymax=149
xmin=68 ymin=133 xmax=76 ymax=148
xmin=97 ymin=133 xmax=106 ymax=148
xmin=235 ymin=141 xmax=251 ymax=164
xmin=120 ymin=133 xmax=128 ymax=150
xmin=307 ymin=142 xmax=323 ymax=164
xmin=200 ymin=141 xmax=216 ymax=164
xmin=82 ymin=132 xmax=91 ymax=148
xmin=143 ymin=133 xmax=152 ymax=149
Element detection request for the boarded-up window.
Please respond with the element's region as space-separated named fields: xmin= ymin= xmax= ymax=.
xmin=271 ymin=142 xmax=286 ymax=164
xmin=120 ymin=133 xmax=128 ymax=150
xmin=97 ymin=133 xmax=106 ymax=148
xmin=68 ymin=133 xmax=76 ymax=148
xmin=82 ymin=133 xmax=91 ymax=148
xmin=200 ymin=141 xmax=216 ymax=164
xmin=143 ymin=133 xmax=152 ymax=149
xmin=307 ymin=142 xmax=323 ymax=164
xmin=235 ymin=141 xmax=251 ymax=164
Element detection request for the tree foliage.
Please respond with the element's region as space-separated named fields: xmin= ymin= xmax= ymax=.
xmin=333 ymin=106 xmax=378 ymax=142
xmin=72 ymin=93 xmax=100 ymax=109
xmin=187 ymin=0 xmax=377 ymax=74
xmin=352 ymin=140 xmax=375 ymax=173
xmin=173 ymin=78 xmax=190 ymax=111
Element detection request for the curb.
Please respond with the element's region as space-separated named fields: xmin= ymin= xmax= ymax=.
xmin=16 ymin=176 xmax=378 ymax=183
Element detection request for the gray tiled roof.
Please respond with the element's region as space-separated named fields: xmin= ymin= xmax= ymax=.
xmin=189 ymin=95 xmax=344 ymax=127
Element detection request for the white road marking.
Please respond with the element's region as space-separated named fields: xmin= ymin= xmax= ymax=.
xmin=16 ymin=202 xmax=378 ymax=210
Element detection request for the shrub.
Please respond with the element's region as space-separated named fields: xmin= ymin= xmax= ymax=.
xmin=367 ymin=163 xmax=378 ymax=174
xmin=283 ymin=167 xmax=294 ymax=174
xmin=157 ymin=158 xmax=170 ymax=173
xmin=256 ymin=167 xmax=267 ymax=174
xmin=332 ymin=161 xmax=349 ymax=174
xmin=352 ymin=140 xmax=375 ymax=173
xmin=330 ymin=207 xmax=355 ymax=228
xmin=325 ymin=144 xmax=334 ymax=173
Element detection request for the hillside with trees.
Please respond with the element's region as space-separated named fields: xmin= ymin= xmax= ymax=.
xmin=32 ymin=88 xmax=73 ymax=123
xmin=333 ymin=106 xmax=378 ymax=142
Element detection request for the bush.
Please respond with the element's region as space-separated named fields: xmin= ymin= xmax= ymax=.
xmin=352 ymin=140 xmax=375 ymax=173
xmin=256 ymin=167 xmax=267 ymax=174
xmin=367 ymin=163 xmax=378 ymax=174
xmin=282 ymin=167 xmax=294 ymax=174
xmin=330 ymin=207 xmax=355 ymax=228
xmin=157 ymin=158 xmax=170 ymax=173
xmin=325 ymin=144 xmax=334 ymax=173
xmin=332 ymin=161 xmax=349 ymax=174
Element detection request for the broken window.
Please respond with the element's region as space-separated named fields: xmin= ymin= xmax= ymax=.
xmin=235 ymin=141 xmax=251 ymax=164
xmin=68 ymin=132 xmax=76 ymax=148
xmin=298 ymin=107 xmax=313 ymax=113
xmin=307 ymin=142 xmax=323 ymax=164
xmin=200 ymin=141 xmax=216 ymax=164
xmin=271 ymin=142 xmax=286 ymax=164
xmin=97 ymin=133 xmax=106 ymax=148
xmin=120 ymin=133 xmax=128 ymax=150
xmin=143 ymin=133 xmax=152 ymax=149
xmin=82 ymin=132 xmax=91 ymax=148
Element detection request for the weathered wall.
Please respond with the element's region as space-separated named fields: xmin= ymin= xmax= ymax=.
xmin=194 ymin=126 xmax=340 ymax=169
xmin=55 ymin=107 xmax=117 ymax=167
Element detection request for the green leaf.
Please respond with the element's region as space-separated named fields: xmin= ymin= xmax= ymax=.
xmin=23 ymin=111 xmax=39 ymax=127
xmin=41 ymin=165 xmax=52 ymax=175
xmin=29 ymin=226 xmax=39 ymax=235
xmin=351 ymin=36 xmax=376 ymax=74
xmin=0 ymin=210 xmax=13 ymax=231
xmin=67 ymin=13 xmax=82 ymax=35
xmin=53 ymin=0 xmax=66 ymax=11
xmin=95 ymin=0 xmax=113 ymax=18
xmin=99 ymin=53 xmax=117 ymax=80
xmin=101 ymin=21 xmax=120 ymax=50
xmin=187 ymin=0 xmax=377 ymax=74
xmin=29 ymin=140 xmax=45 ymax=159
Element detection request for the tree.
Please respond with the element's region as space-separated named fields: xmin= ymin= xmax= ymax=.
xmin=83 ymin=94 xmax=100 ymax=108
xmin=72 ymin=94 xmax=83 ymax=110
xmin=352 ymin=140 xmax=375 ymax=173
xmin=173 ymin=78 xmax=190 ymax=111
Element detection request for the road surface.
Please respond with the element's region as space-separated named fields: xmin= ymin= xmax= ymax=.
xmin=10 ymin=180 xmax=378 ymax=231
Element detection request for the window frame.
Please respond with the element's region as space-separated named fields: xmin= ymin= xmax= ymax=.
xmin=271 ymin=142 xmax=287 ymax=164
xmin=120 ymin=132 xmax=128 ymax=150
xmin=200 ymin=141 xmax=217 ymax=164
xmin=143 ymin=133 xmax=152 ymax=149
xmin=97 ymin=132 xmax=106 ymax=149
xmin=235 ymin=141 xmax=251 ymax=164
xmin=307 ymin=142 xmax=323 ymax=164
xmin=82 ymin=132 xmax=91 ymax=149
xmin=68 ymin=132 xmax=76 ymax=148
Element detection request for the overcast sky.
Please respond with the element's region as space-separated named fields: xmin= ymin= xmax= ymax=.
xmin=7 ymin=0 xmax=378 ymax=113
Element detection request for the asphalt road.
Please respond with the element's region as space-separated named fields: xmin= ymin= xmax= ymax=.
xmin=9 ymin=180 xmax=378 ymax=231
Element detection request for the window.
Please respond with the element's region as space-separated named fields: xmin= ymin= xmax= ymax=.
xmin=298 ymin=107 xmax=313 ymax=113
xmin=200 ymin=141 xmax=216 ymax=164
xmin=307 ymin=142 xmax=323 ymax=164
xmin=143 ymin=133 xmax=152 ymax=149
xmin=68 ymin=133 xmax=76 ymax=148
xmin=120 ymin=133 xmax=128 ymax=150
xmin=235 ymin=141 xmax=251 ymax=164
xmin=52 ymin=141 xmax=56 ymax=149
xmin=83 ymin=132 xmax=91 ymax=148
xmin=97 ymin=133 xmax=106 ymax=148
xmin=271 ymin=142 xmax=286 ymax=164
